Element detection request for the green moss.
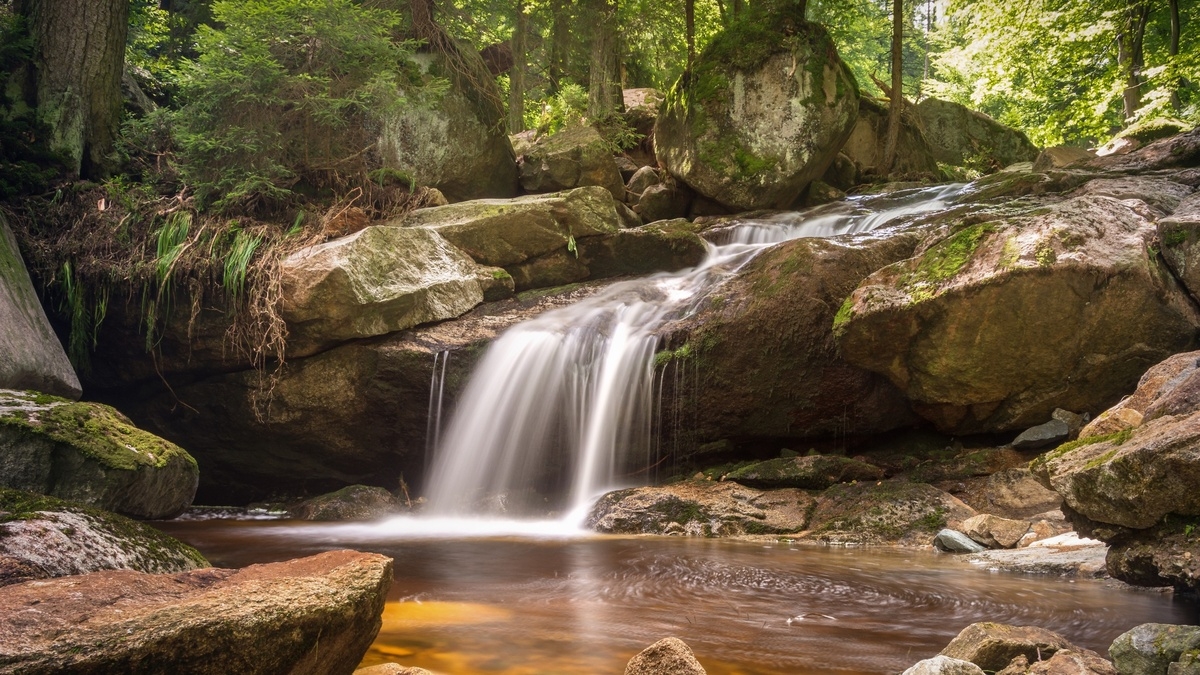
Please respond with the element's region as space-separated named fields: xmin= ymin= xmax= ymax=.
xmin=654 ymin=342 xmax=694 ymax=367
xmin=1032 ymin=428 xmax=1135 ymax=471
xmin=1117 ymin=117 xmax=1188 ymax=143
xmin=998 ymin=237 xmax=1020 ymax=269
xmin=831 ymin=294 xmax=856 ymax=334
xmin=916 ymin=223 xmax=994 ymax=284
xmin=1163 ymin=227 xmax=1191 ymax=248
xmin=490 ymin=268 xmax=512 ymax=280
xmin=1034 ymin=241 xmax=1057 ymax=267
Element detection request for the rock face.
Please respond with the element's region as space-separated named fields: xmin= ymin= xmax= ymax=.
xmin=289 ymin=485 xmax=402 ymax=521
xmin=280 ymin=226 xmax=486 ymax=357
xmin=1109 ymin=624 xmax=1200 ymax=675
xmin=1160 ymin=192 xmax=1200 ymax=302
xmin=841 ymin=97 xmax=940 ymax=178
xmin=0 ymin=214 xmax=80 ymax=399
xmin=724 ymin=454 xmax=884 ymax=490
xmin=624 ymin=637 xmax=707 ymax=675
xmin=916 ymin=98 xmax=1039 ymax=170
xmin=654 ymin=7 xmax=859 ymax=210
xmin=517 ymin=124 xmax=626 ymax=201
xmin=0 ymin=550 xmax=392 ymax=675
xmin=0 ymin=488 xmax=208 ymax=587
xmin=378 ymin=52 xmax=517 ymax=201
xmin=835 ymin=184 xmax=1200 ymax=434
xmin=587 ymin=480 xmax=814 ymax=536
xmin=0 ymin=390 xmax=198 ymax=519
xmin=658 ymin=220 xmax=924 ymax=454
xmin=940 ymin=623 xmax=1074 ymax=672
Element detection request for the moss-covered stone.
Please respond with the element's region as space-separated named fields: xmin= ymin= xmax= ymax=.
xmin=289 ymin=485 xmax=402 ymax=521
xmin=517 ymin=123 xmax=626 ymax=201
xmin=806 ymin=479 xmax=975 ymax=546
xmin=0 ymin=389 xmax=198 ymax=519
xmin=725 ymin=454 xmax=884 ymax=490
xmin=586 ymin=480 xmax=813 ymax=536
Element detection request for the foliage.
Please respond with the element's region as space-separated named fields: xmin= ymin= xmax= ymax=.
xmin=0 ymin=13 xmax=64 ymax=198
xmin=168 ymin=0 xmax=426 ymax=212
xmin=530 ymin=82 xmax=589 ymax=133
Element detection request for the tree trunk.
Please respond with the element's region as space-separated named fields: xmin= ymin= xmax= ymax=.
xmin=586 ymin=0 xmax=621 ymax=119
xmin=881 ymin=0 xmax=903 ymax=175
xmin=686 ymin=0 xmax=695 ymax=76
xmin=508 ymin=0 xmax=527 ymax=133
xmin=21 ymin=0 xmax=128 ymax=178
xmin=1170 ymin=0 xmax=1182 ymax=109
xmin=1117 ymin=0 xmax=1151 ymax=122
xmin=548 ymin=0 xmax=571 ymax=94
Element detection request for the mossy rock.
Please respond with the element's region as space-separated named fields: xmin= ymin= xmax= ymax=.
xmin=0 ymin=487 xmax=208 ymax=585
xmin=654 ymin=7 xmax=859 ymax=210
xmin=576 ymin=218 xmax=707 ymax=278
xmin=0 ymin=389 xmax=198 ymax=519
xmin=288 ymin=485 xmax=401 ymax=521
xmin=806 ymin=480 xmax=975 ymax=545
xmin=724 ymin=454 xmax=884 ymax=490
xmin=517 ymin=123 xmax=626 ymax=201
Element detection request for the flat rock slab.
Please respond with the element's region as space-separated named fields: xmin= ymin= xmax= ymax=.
xmin=967 ymin=536 xmax=1108 ymax=578
xmin=0 ymin=550 xmax=392 ymax=675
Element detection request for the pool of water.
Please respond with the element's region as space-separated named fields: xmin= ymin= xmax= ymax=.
xmin=155 ymin=518 xmax=1196 ymax=674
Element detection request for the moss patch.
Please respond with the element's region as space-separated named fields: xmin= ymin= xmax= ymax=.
xmin=1031 ymin=428 xmax=1134 ymax=472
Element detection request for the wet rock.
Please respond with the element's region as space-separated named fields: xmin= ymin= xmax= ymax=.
xmin=904 ymin=656 xmax=986 ymax=675
xmin=1160 ymin=193 xmax=1200 ymax=302
xmin=916 ymin=98 xmax=1039 ymax=170
xmin=506 ymin=249 xmax=591 ymax=290
xmin=0 ymin=390 xmax=198 ymax=519
xmin=842 ymin=97 xmax=940 ymax=179
xmin=379 ymin=51 xmax=517 ymax=201
xmin=517 ymin=124 xmax=626 ymax=201
xmin=289 ymin=485 xmax=402 ymax=521
xmin=1033 ymin=147 xmax=1095 ymax=171
xmin=1109 ymin=623 xmax=1200 ymax=675
xmin=0 ymin=550 xmax=391 ymax=675
xmin=280 ymin=226 xmax=485 ymax=357
xmin=624 ymin=637 xmax=707 ymax=675
xmin=934 ymin=529 xmax=987 ymax=554
xmin=655 ymin=7 xmax=858 ymax=210
xmin=635 ymin=183 xmax=693 ymax=223
xmin=967 ymin=533 xmax=1108 ymax=578
xmin=659 ymin=222 xmax=924 ymax=452
xmin=998 ymin=650 xmax=1117 ymax=675
xmin=0 ymin=214 xmax=80 ymax=399
xmin=576 ymin=218 xmax=708 ymax=279
xmin=724 ymin=454 xmax=884 ymax=490
xmin=0 ymin=488 xmax=208 ymax=586
xmin=587 ymin=481 xmax=814 ymax=536
xmin=835 ymin=188 xmax=1200 ymax=435
xmin=807 ymin=480 xmax=976 ymax=546
xmin=960 ymin=513 xmax=1030 ymax=548
xmin=1079 ymin=351 xmax=1200 ymax=439
xmin=940 ymin=623 xmax=1075 ymax=672
xmin=1013 ymin=419 xmax=1071 ymax=450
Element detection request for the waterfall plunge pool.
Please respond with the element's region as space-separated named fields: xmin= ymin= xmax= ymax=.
xmin=155 ymin=518 xmax=1196 ymax=674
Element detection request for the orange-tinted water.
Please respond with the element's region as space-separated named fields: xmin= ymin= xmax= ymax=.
xmin=156 ymin=519 xmax=1196 ymax=674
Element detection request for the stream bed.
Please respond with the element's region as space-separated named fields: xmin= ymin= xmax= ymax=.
xmin=155 ymin=517 xmax=1196 ymax=674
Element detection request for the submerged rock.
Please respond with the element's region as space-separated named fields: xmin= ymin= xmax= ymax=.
xmin=517 ymin=124 xmax=625 ymax=201
xmin=587 ymin=480 xmax=813 ymax=536
xmin=940 ymin=623 xmax=1075 ymax=672
xmin=902 ymin=656 xmax=986 ymax=675
xmin=1109 ymin=623 xmax=1200 ymax=675
xmin=0 ymin=390 xmax=198 ymax=519
xmin=836 ymin=185 xmax=1200 ymax=434
xmin=0 ymin=214 xmax=80 ymax=399
xmin=916 ymin=98 xmax=1039 ymax=170
xmin=289 ymin=485 xmax=402 ymax=521
xmin=724 ymin=454 xmax=884 ymax=490
xmin=654 ymin=7 xmax=859 ymax=210
xmin=624 ymin=637 xmax=707 ymax=675
xmin=0 ymin=488 xmax=208 ymax=586
xmin=0 ymin=550 xmax=391 ymax=675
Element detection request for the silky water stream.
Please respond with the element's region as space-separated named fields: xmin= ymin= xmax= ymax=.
xmin=157 ymin=185 xmax=1197 ymax=674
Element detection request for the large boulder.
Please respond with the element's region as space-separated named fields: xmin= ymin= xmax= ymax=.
xmin=0 ymin=390 xmax=198 ymax=519
xmin=0 ymin=550 xmax=391 ymax=675
xmin=654 ymin=6 xmax=859 ymax=210
xmin=587 ymin=480 xmax=814 ymax=536
xmin=0 ymin=214 xmax=80 ymax=399
xmin=576 ymin=218 xmax=707 ymax=278
xmin=624 ymin=637 xmax=707 ymax=675
xmin=378 ymin=51 xmax=517 ymax=201
xmin=280 ymin=226 xmax=486 ymax=357
xmin=517 ymin=124 xmax=626 ymax=201
xmin=724 ymin=454 xmax=884 ymax=490
xmin=657 ymin=220 xmax=924 ymax=453
xmin=916 ymin=98 xmax=1039 ymax=170
xmin=806 ymin=480 xmax=976 ymax=545
xmin=841 ymin=97 xmax=940 ymax=179
xmin=288 ymin=485 xmax=402 ymax=521
xmin=1160 ymin=192 xmax=1200 ymax=302
xmin=835 ymin=184 xmax=1200 ymax=434
xmin=1109 ymin=624 xmax=1200 ymax=675
xmin=939 ymin=623 xmax=1074 ymax=672
xmin=0 ymin=488 xmax=208 ymax=587
xmin=959 ymin=513 xmax=1030 ymax=549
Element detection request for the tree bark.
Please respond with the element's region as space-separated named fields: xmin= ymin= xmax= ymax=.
xmin=1170 ymin=0 xmax=1182 ymax=109
xmin=882 ymin=0 xmax=903 ymax=175
xmin=1117 ymin=0 xmax=1151 ymax=122
xmin=548 ymin=0 xmax=571 ymax=94
xmin=22 ymin=0 xmax=129 ymax=178
xmin=508 ymin=0 xmax=527 ymax=133
xmin=586 ymin=0 xmax=622 ymax=119
xmin=686 ymin=0 xmax=695 ymax=76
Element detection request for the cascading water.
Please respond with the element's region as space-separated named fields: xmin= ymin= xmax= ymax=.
xmin=425 ymin=184 xmax=967 ymax=520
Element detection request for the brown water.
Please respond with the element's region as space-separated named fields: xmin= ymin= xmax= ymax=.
xmin=156 ymin=518 xmax=1196 ymax=675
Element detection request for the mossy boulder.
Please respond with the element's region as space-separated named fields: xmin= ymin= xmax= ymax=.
xmin=0 ymin=390 xmax=198 ymax=519
xmin=586 ymin=480 xmax=814 ymax=536
xmin=915 ymin=98 xmax=1039 ymax=170
xmin=835 ymin=187 xmax=1200 ymax=434
xmin=1109 ymin=624 xmax=1200 ymax=675
xmin=576 ymin=218 xmax=707 ymax=278
xmin=806 ymin=480 xmax=976 ymax=545
xmin=517 ymin=124 xmax=626 ymax=201
xmin=724 ymin=454 xmax=884 ymax=490
xmin=841 ymin=97 xmax=940 ymax=179
xmin=1160 ymin=192 xmax=1200 ymax=303
xmin=0 ymin=213 xmax=80 ymax=399
xmin=280 ymin=226 xmax=486 ymax=357
xmin=654 ymin=6 xmax=859 ymax=210
xmin=0 ymin=487 xmax=208 ymax=586
xmin=0 ymin=550 xmax=391 ymax=675
xmin=378 ymin=51 xmax=517 ymax=201
xmin=289 ymin=485 xmax=402 ymax=521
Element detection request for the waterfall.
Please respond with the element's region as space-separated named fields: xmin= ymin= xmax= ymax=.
xmin=425 ymin=350 xmax=450 ymax=470
xmin=424 ymin=184 xmax=967 ymax=519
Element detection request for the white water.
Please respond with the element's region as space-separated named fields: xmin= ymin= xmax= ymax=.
xmin=423 ymin=184 xmax=967 ymax=523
